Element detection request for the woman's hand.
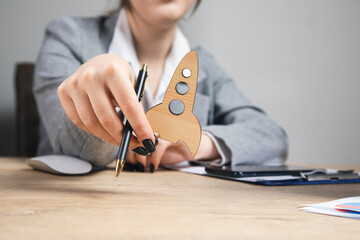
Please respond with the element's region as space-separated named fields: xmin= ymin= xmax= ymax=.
xmin=57 ymin=54 xmax=156 ymax=151
xmin=126 ymin=133 xmax=221 ymax=171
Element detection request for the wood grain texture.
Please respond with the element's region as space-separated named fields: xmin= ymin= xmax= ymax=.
xmin=1 ymin=157 xmax=360 ymax=240
xmin=146 ymin=51 xmax=201 ymax=158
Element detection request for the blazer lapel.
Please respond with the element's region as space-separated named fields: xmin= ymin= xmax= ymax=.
xmin=100 ymin=10 xmax=120 ymax=53
xmin=82 ymin=10 xmax=120 ymax=61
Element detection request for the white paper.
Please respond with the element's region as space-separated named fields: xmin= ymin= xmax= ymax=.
xmin=300 ymin=196 xmax=360 ymax=220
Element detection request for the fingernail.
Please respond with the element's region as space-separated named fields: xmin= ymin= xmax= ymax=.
xmin=154 ymin=134 xmax=159 ymax=146
xmin=142 ymin=139 xmax=156 ymax=153
xmin=150 ymin=164 xmax=155 ymax=173
xmin=136 ymin=163 xmax=145 ymax=172
xmin=132 ymin=146 xmax=149 ymax=156
xmin=124 ymin=162 xmax=137 ymax=171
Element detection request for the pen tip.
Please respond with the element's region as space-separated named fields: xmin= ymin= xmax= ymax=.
xmin=115 ymin=160 xmax=120 ymax=178
xmin=115 ymin=159 xmax=126 ymax=178
xmin=142 ymin=64 xmax=148 ymax=71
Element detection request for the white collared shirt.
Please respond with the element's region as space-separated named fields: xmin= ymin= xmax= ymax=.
xmin=108 ymin=9 xmax=228 ymax=165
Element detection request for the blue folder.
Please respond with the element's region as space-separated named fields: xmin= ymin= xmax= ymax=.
xmin=206 ymin=171 xmax=360 ymax=186
xmin=250 ymin=178 xmax=360 ymax=186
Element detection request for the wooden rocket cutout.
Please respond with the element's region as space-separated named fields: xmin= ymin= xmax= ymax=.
xmin=146 ymin=51 xmax=201 ymax=158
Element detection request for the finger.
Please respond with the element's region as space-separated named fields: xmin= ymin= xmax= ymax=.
xmin=130 ymin=132 xmax=158 ymax=154
xmin=148 ymin=139 xmax=170 ymax=171
xmin=129 ymin=132 xmax=159 ymax=150
xmin=132 ymin=146 xmax=149 ymax=156
xmin=71 ymin=90 xmax=120 ymax=146
xmin=126 ymin=150 xmax=146 ymax=172
xmin=169 ymin=141 xmax=193 ymax=160
xmin=106 ymin=65 xmax=155 ymax=149
xmin=123 ymin=161 xmax=139 ymax=172
xmin=146 ymin=156 xmax=151 ymax=168
xmin=160 ymin=141 xmax=192 ymax=166
xmin=86 ymin=84 xmax=125 ymax=143
xmin=58 ymin=89 xmax=95 ymax=136
xmin=126 ymin=150 xmax=137 ymax=164
xmin=135 ymin=154 xmax=147 ymax=169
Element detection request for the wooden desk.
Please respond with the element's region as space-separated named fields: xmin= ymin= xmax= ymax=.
xmin=1 ymin=157 xmax=359 ymax=239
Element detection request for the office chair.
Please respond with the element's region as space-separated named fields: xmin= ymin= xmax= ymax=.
xmin=15 ymin=63 xmax=39 ymax=156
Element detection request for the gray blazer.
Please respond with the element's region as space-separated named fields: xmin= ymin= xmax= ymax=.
xmin=33 ymin=11 xmax=288 ymax=166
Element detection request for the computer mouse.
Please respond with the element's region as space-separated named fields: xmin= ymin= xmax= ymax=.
xmin=26 ymin=155 xmax=92 ymax=175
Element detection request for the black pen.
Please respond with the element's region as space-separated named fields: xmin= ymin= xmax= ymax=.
xmin=115 ymin=64 xmax=148 ymax=177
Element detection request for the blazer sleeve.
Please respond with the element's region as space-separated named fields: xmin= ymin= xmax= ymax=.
xmin=33 ymin=18 xmax=117 ymax=166
xmin=197 ymin=47 xmax=288 ymax=166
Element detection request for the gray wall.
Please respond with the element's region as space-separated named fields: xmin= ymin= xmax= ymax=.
xmin=0 ymin=0 xmax=359 ymax=165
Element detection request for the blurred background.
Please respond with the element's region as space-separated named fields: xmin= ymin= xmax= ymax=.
xmin=0 ymin=0 xmax=359 ymax=165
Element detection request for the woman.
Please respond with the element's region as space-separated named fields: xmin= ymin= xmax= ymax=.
xmin=33 ymin=0 xmax=288 ymax=172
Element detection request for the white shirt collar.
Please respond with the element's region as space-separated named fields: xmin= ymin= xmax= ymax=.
xmin=108 ymin=9 xmax=191 ymax=111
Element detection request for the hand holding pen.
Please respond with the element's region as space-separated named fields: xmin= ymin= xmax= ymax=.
xmin=58 ymin=54 xmax=157 ymax=166
xmin=115 ymin=64 xmax=157 ymax=176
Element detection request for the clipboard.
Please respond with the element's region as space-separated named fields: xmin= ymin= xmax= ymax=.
xmin=167 ymin=163 xmax=360 ymax=186
xmin=254 ymin=178 xmax=360 ymax=186
xmin=252 ymin=170 xmax=360 ymax=186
